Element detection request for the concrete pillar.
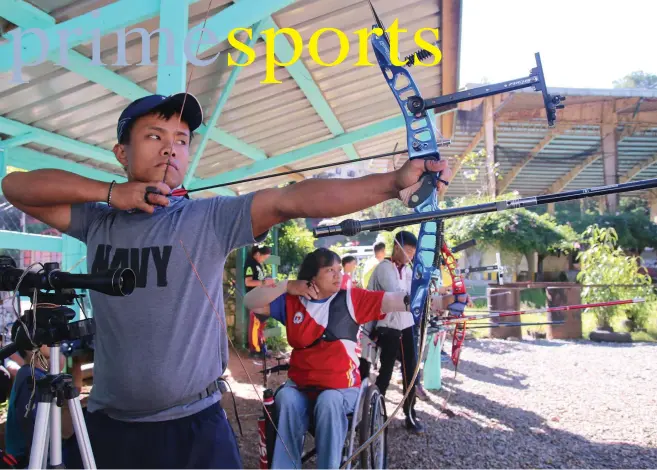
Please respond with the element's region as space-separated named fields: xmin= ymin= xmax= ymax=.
xmin=546 ymin=285 xmax=583 ymax=339
xmin=0 ymin=147 xmax=6 ymax=196
xmin=156 ymin=0 xmax=189 ymax=95
xmin=601 ymin=102 xmax=619 ymax=213
xmin=547 ymin=202 xmax=555 ymax=215
xmin=487 ymin=287 xmax=521 ymax=339
xmin=0 ymin=147 xmax=6 ymax=178
xmin=235 ymin=247 xmax=248 ymax=348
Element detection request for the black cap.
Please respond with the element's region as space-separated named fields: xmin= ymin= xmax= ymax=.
xmin=116 ymin=92 xmax=204 ymax=142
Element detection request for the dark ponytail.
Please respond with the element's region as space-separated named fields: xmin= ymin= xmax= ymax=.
xmin=297 ymin=248 xmax=341 ymax=281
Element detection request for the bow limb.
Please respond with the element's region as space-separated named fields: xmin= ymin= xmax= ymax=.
xmin=341 ymin=4 xmax=447 ymax=465
xmin=156 ymin=5 xmax=298 ymax=467
xmin=440 ymin=242 xmax=469 ymax=371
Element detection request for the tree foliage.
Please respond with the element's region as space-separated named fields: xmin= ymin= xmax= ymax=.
xmin=554 ymin=199 xmax=657 ymax=254
xmin=444 ymin=193 xmax=578 ymax=257
xmin=576 ymin=225 xmax=656 ymax=331
xmin=264 ymin=219 xmax=316 ymax=279
xmin=613 ymin=71 xmax=657 ymax=89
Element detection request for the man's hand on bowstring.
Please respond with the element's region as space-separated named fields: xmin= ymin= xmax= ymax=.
xmin=263 ymin=278 xmax=277 ymax=287
xmin=110 ymin=181 xmax=171 ymax=213
xmin=286 ymin=280 xmax=320 ymax=300
xmin=394 ymin=159 xmax=452 ymax=205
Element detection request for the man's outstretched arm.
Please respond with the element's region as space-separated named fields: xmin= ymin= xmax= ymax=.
xmin=250 ymin=159 xmax=451 ymax=236
xmin=1 ymin=170 xmax=172 ymax=232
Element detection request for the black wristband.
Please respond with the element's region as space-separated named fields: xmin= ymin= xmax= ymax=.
xmin=107 ymin=180 xmax=116 ymax=207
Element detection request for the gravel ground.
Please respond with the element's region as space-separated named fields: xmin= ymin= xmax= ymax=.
xmin=225 ymin=338 xmax=657 ymax=469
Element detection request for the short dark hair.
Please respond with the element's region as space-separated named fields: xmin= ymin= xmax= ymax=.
xmin=342 ymin=256 xmax=357 ymax=266
xmin=395 ymin=230 xmax=417 ymax=248
xmin=297 ymin=248 xmax=341 ymax=281
xmin=118 ymin=100 xmax=195 ymax=146
xmin=251 ymin=246 xmax=272 ymax=257
xmin=374 ymin=242 xmax=386 ymax=253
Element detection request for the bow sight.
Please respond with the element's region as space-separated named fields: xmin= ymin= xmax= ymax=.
xmin=405 ymin=52 xmax=565 ymax=127
xmin=367 ymin=0 xmax=565 ymax=127
xmin=0 ymin=255 xmax=136 ymax=361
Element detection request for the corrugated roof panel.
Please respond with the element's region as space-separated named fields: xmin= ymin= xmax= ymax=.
xmin=5 ymin=1 xmax=657 ymax=207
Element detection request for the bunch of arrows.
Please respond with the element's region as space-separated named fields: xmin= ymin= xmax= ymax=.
xmin=432 ymin=297 xmax=646 ymax=327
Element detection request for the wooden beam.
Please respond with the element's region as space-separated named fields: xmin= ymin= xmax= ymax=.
xmin=457 ymin=92 xmax=512 ymax=113
xmin=497 ymin=124 xmax=572 ymax=193
xmin=615 ymin=97 xmax=644 ymax=114
xmin=461 ymin=126 xmax=486 ymax=157
xmin=545 ymin=153 xmax=601 ymax=194
xmin=601 ymin=100 xmax=619 ymax=213
xmin=484 ymin=97 xmax=496 ymax=195
xmin=619 ymin=152 xmax=657 ymax=183
xmin=498 ymin=100 xmax=657 ymax=126
xmin=442 ymin=124 xmax=485 ymax=198
xmin=280 ymin=166 xmax=305 ymax=182
xmin=439 ymin=0 xmax=461 ymax=141
xmin=498 ymin=101 xmax=604 ymax=124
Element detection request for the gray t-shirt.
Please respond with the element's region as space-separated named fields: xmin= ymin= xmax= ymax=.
xmin=65 ymin=194 xmax=265 ymax=422
xmin=367 ymin=259 xmax=414 ymax=331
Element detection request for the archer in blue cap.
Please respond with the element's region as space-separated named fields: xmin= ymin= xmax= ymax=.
xmin=107 ymin=92 xmax=204 ymax=209
xmin=116 ymin=92 xmax=203 ymax=144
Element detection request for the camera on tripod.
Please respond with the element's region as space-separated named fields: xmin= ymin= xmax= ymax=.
xmin=0 ymin=255 xmax=136 ymax=469
xmin=0 ymin=255 xmax=135 ymax=359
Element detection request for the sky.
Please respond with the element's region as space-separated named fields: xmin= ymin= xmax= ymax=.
xmin=458 ymin=0 xmax=657 ymax=89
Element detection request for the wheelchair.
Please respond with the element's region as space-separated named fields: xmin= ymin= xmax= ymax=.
xmin=260 ymin=361 xmax=388 ymax=469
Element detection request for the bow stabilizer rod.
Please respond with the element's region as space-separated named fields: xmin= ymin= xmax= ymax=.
xmin=313 ymin=176 xmax=657 ymax=237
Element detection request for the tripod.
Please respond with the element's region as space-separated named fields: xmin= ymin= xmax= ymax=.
xmin=0 ymin=258 xmax=135 ymax=469
xmin=28 ymin=344 xmax=95 ymax=469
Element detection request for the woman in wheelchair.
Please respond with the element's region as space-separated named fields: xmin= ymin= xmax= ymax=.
xmin=244 ymin=248 xmax=458 ymax=469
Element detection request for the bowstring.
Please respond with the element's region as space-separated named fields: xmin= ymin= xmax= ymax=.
xmin=157 ymin=4 xmax=297 ymax=466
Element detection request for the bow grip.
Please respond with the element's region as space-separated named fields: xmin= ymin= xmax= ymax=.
xmin=407 ymin=163 xmax=442 ymax=209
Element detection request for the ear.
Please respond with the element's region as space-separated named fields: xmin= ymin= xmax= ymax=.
xmin=113 ymin=143 xmax=128 ymax=169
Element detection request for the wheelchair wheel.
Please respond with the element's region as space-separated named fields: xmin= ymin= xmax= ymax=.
xmin=358 ymin=384 xmax=388 ymax=469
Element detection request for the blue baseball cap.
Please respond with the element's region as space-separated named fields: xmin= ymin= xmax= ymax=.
xmin=116 ymin=92 xmax=204 ymax=142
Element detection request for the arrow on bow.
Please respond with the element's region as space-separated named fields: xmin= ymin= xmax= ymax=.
xmin=434 ymin=297 xmax=648 ymax=327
